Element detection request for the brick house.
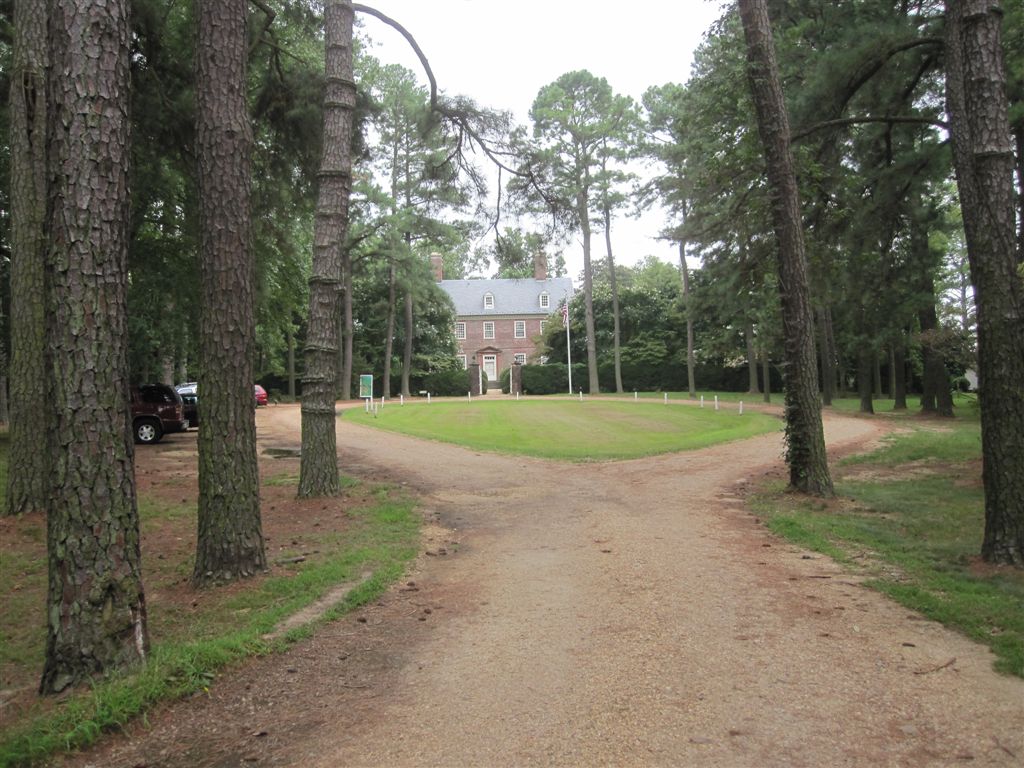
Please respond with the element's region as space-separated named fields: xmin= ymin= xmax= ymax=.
xmin=432 ymin=254 xmax=573 ymax=383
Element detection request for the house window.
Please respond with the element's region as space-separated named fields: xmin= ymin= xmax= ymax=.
xmin=457 ymin=354 xmax=467 ymax=369
xmin=455 ymin=322 xmax=466 ymax=340
xmin=483 ymin=321 xmax=495 ymax=339
xmin=484 ymin=292 xmax=495 ymax=309
xmin=539 ymin=320 xmax=547 ymax=334
xmin=514 ymin=320 xmax=526 ymax=339
xmin=514 ymin=353 xmax=527 ymax=365
xmin=539 ymin=292 xmax=550 ymax=309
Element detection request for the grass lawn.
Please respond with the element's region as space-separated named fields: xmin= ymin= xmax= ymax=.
xmin=344 ymin=398 xmax=781 ymax=460
xmin=752 ymin=413 xmax=1024 ymax=678
xmin=0 ymin=439 xmax=420 ymax=766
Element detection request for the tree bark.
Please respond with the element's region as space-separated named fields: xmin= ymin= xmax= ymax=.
xmin=893 ymin=332 xmax=908 ymax=410
xmin=401 ymin=288 xmax=413 ymax=397
xmin=761 ymin=348 xmax=771 ymax=403
xmin=858 ymin=347 xmax=875 ymax=414
xmin=739 ymin=0 xmax=833 ymax=496
xmin=382 ymin=257 xmax=397 ymax=398
xmin=679 ymin=241 xmax=697 ymax=399
xmin=873 ymin=353 xmax=883 ymax=398
xmin=299 ymin=0 xmax=356 ymax=497
xmin=945 ymin=1 xmax=1024 ymax=565
xmin=40 ymin=0 xmax=147 ymax=692
xmin=745 ymin=323 xmax=760 ymax=394
xmin=1014 ymin=124 xmax=1024 ymax=263
xmin=193 ymin=0 xmax=265 ymax=583
xmin=578 ymin=189 xmax=600 ymax=394
xmin=7 ymin=0 xmax=50 ymax=516
xmin=917 ymin=272 xmax=954 ymax=416
xmin=287 ymin=325 xmax=296 ymax=398
xmin=604 ymin=208 xmax=624 ymax=393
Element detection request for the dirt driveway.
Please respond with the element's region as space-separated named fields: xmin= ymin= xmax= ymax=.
xmin=68 ymin=403 xmax=1024 ymax=767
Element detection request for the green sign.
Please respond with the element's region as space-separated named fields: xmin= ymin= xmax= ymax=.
xmin=359 ymin=374 xmax=374 ymax=399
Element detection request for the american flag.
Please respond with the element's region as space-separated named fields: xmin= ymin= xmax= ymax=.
xmin=561 ymin=302 xmax=569 ymax=327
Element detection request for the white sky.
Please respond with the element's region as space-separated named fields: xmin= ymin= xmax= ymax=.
xmin=357 ymin=0 xmax=729 ymax=279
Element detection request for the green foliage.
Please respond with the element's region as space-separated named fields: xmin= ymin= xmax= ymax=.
xmin=421 ymin=368 xmax=472 ymax=397
xmin=754 ymin=423 xmax=1024 ymax=678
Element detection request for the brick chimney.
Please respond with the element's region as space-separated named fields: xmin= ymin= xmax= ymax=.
xmin=533 ymin=251 xmax=547 ymax=281
xmin=430 ymin=253 xmax=444 ymax=281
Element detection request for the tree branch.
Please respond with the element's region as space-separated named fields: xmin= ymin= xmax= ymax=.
xmin=248 ymin=0 xmax=276 ymax=57
xmin=791 ymin=115 xmax=947 ymax=143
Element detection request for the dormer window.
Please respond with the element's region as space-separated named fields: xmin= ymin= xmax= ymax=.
xmin=539 ymin=291 xmax=550 ymax=309
xmin=484 ymin=292 xmax=495 ymax=309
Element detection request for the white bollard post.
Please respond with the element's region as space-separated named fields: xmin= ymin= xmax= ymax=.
xmin=427 ymin=392 xmax=431 ymax=405
xmin=516 ymin=391 xmax=520 ymax=401
xmin=579 ymin=389 xmax=583 ymax=402
xmin=634 ymin=391 xmax=638 ymax=401
xmin=400 ymin=394 xmax=404 ymax=406
xmin=468 ymin=391 xmax=472 ymax=401
xmin=714 ymin=395 xmax=719 ymax=411
xmin=364 ymin=398 xmax=369 ymax=413
xmin=664 ymin=392 xmax=668 ymax=405
xmin=380 ymin=396 xmax=385 ymax=410
xmin=739 ymin=400 xmax=744 ymax=415
xmin=700 ymin=395 xmax=704 ymax=408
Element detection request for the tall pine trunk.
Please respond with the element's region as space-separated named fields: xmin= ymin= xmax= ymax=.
xmin=40 ymin=0 xmax=147 ymax=692
xmin=761 ymin=348 xmax=771 ymax=404
xmin=7 ymin=0 xmax=50 ymax=517
xmin=945 ymin=1 xmax=1024 ymax=565
xmin=745 ymin=324 xmax=760 ymax=394
xmin=578 ymin=191 xmax=600 ymax=394
xmin=739 ymin=0 xmax=832 ymax=496
xmin=193 ymin=0 xmax=265 ymax=582
xmin=857 ymin=347 xmax=875 ymax=415
xmin=401 ymin=288 xmax=413 ymax=397
xmin=382 ymin=258 xmax=396 ymax=398
xmin=299 ymin=0 xmax=356 ymax=497
xmin=893 ymin=332 xmax=908 ymax=410
xmin=603 ymin=208 xmax=624 ymax=393
xmin=341 ymin=248 xmax=354 ymax=400
xmin=679 ymin=241 xmax=697 ymax=399
xmin=817 ymin=307 xmax=834 ymax=406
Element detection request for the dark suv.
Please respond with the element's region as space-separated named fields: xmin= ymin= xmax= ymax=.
xmin=130 ymin=384 xmax=189 ymax=444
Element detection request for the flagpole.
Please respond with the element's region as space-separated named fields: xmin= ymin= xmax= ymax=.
xmin=564 ymin=302 xmax=573 ymax=395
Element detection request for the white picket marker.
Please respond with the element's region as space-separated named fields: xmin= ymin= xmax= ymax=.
xmin=700 ymin=395 xmax=705 ymax=408
xmin=714 ymin=395 xmax=719 ymax=411
xmin=380 ymin=396 xmax=385 ymax=410
xmin=634 ymin=391 xmax=638 ymax=401
xmin=516 ymin=391 xmax=520 ymax=401
xmin=664 ymin=392 xmax=668 ymax=405
xmin=739 ymin=400 xmax=744 ymax=415
xmin=364 ymin=398 xmax=369 ymax=413
xmin=427 ymin=392 xmax=431 ymax=405
xmin=579 ymin=389 xmax=583 ymax=402
xmin=468 ymin=391 xmax=472 ymax=401
xmin=400 ymin=394 xmax=404 ymax=406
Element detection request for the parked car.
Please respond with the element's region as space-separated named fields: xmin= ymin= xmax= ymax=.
xmin=254 ymin=384 xmax=268 ymax=406
xmin=175 ymin=382 xmax=198 ymax=427
xmin=131 ymin=384 xmax=189 ymax=444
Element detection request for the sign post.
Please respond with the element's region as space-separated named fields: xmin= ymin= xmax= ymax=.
xmin=359 ymin=374 xmax=373 ymax=407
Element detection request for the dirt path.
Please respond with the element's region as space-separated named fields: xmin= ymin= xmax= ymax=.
xmin=68 ymin=404 xmax=1024 ymax=767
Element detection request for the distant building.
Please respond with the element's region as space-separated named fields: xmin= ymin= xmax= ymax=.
xmin=432 ymin=253 xmax=572 ymax=383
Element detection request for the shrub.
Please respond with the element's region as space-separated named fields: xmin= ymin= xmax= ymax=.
xmin=422 ymin=368 xmax=473 ymax=396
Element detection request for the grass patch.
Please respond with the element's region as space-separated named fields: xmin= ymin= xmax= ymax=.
xmin=264 ymin=472 xmax=359 ymax=489
xmin=345 ymin=399 xmax=780 ymax=460
xmin=0 ymin=490 xmax=418 ymax=766
xmin=752 ymin=423 xmax=1024 ymax=677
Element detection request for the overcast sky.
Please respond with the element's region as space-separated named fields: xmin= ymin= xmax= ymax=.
xmin=357 ymin=1 xmax=729 ymax=279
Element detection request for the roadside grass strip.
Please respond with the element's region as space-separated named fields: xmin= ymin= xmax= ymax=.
xmin=0 ymin=488 xmax=419 ymax=766
xmin=752 ymin=420 xmax=1024 ymax=678
xmin=344 ymin=399 xmax=780 ymax=460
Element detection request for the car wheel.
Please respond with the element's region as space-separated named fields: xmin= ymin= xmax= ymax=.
xmin=134 ymin=418 xmax=162 ymax=445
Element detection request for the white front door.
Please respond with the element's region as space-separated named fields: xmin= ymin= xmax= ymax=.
xmin=483 ymin=354 xmax=497 ymax=381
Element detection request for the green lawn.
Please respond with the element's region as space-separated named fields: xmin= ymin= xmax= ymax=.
xmin=344 ymin=399 xmax=780 ymax=460
xmin=753 ymin=419 xmax=1024 ymax=677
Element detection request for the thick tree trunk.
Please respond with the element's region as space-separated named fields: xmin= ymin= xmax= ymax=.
xmin=1014 ymin=124 xmax=1024 ymax=263
xmin=888 ymin=346 xmax=896 ymax=400
xmin=193 ymin=0 xmax=265 ymax=583
xmin=7 ymin=0 xmax=50 ymax=516
xmin=578 ymin=194 xmax=600 ymax=394
xmin=825 ymin=306 xmax=841 ymax=397
xmin=739 ymin=0 xmax=832 ymax=495
xmin=858 ymin=347 xmax=875 ymax=414
xmin=873 ymin=354 xmax=882 ymax=398
xmin=299 ymin=0 xmax=355 ymax=497
xmin=40 ymin=0 xmax=147 ymax=692
xmin=745 ymin=324 xmax=760 ymax=394
xmin=946 ymin=1 xmax=1024 ymax=565
xmin=761 ymin=348 xmax=771 ymax=404
xmin=679 ymin=241 xmax=697 ymax=399
xmin=402 ymin=288 xmax=413 ymax=397
xmin=340 ymin=248 xmax=354 ymax=400
xmin=603 ymin=207 xmax=624 ymax=393
xmin=917 ymin=279 xmax=954 ymax=417
xmin=893 ymin=332 xmax=908 ymax=410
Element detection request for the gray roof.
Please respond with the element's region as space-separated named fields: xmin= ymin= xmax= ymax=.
xmin=439 ymin=277 xmax=573 ymax=317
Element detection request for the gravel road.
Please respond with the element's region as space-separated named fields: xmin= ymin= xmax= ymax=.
xmin=68 ymin=402 xmax=1024 ymax=768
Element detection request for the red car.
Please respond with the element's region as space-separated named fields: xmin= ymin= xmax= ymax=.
xmin=254 ymin=384 xmax=268 ymax=406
